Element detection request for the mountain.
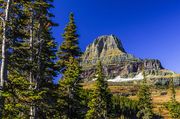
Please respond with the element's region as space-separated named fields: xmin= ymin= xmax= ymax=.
xmin=81 ymin=35 xmax=180 ymax=85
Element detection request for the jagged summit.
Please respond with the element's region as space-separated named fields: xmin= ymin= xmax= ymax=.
xmin=92 ymin=34 xmax=126 ymax=53
xmin=84 ymin=35 xmax=126 ymax=58
xmin=82 ymin=35 xmax=136 ymax=66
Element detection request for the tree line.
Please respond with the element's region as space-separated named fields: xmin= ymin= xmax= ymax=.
xmin=0 ymin=0 xmax=179 ymax=119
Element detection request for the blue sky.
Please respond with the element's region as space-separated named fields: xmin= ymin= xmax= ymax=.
xmin=52 ymin=0 xmax=180 ymax=74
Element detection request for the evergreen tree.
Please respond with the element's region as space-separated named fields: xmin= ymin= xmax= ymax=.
xmin=57 ymin=13 xmax=81 ymax=73
xmin=112 ymin=95 xmax=139 ymax=118
xmin=169 ymin=78 xmax=176 ymax=103
xmin=85 ymin=61 xmax=112 ymax=119
xmin=137 ymin=71 xmax=153 ymax=119
xmin=0 ymin=0 xmax=58 ymax=118
xmin=166 ymin=78 xmax=180 ymax=119
xmin=56 ymin=12 xmax=83 ymax=118
xmin=23 ymin=0 xmax=58 ymax=118
xmin=57 ymin=57 xmax=83 ymax=119
xmin=3 ymin=71 xmax=36 ymax=119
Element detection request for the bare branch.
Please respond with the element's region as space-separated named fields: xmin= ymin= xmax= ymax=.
xmin=0 ymin=16 xmax=5 ymax=26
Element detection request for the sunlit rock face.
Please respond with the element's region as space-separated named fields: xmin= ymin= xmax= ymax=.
xmin=81 ymin=35 xmax=180 ymax=85
xmin=81 ymin=35 xmax=134 ymax=65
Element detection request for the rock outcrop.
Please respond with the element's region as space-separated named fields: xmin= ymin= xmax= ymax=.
xmin=81 ymin=35 xmax=180 ymax=85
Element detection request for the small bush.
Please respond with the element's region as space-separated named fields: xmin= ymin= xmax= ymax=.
xmin=164 ymin=101 xmax=180 ymax=119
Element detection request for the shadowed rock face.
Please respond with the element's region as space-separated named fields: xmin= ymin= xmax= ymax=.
xmin=81 ymin=35 xmax=180 ymax=85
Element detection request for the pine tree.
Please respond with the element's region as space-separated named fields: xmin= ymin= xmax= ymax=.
xmin=85 ymin=61 xmax=112 ymax=119
xmin=3 ymin=71 xmax=35 ymax=119
xmin=24 ymin=1 xmax=58 ymax=118
xmin=137 ymin=71 xmax=153 ymax=119
xmin=56 ymin=12 xmax=83 ymax=118
xmin=0 ymin=0 xmax=58 ymax=118
xmin=57 ymin=57 xmax=83 ymax=119
xmin=169 ymin=79 xmax=176 ymax=103
xmin=167 ymin=78 xmax=180 ymax=119
xmin=112 ymin=95 xmax=139 ymax=118
xmin=57 ymin=13 xmax=81 ymax=73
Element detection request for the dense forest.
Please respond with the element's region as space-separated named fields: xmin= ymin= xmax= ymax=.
xmin=0 ymin=0 xmax=179 ymax=119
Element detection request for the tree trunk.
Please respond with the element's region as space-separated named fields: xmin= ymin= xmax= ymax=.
xmin=29 ymin=10 xmax=44 ymax=119
xmin=29 ymin=10 xmax=36 ymax=119
xmin=34 ymin=21 xmax=43 ymax=118
xmin=0 ymin=0 xmax=11 ymax=118
xmin=37 ymin=22 xmax=43 ymax=89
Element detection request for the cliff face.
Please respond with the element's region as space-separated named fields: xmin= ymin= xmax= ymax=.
xmin=82 ymin=35 xmax=126 ymax=60
xmin=81 ymin=35 xmax=135 ymax=66
xmin=81 ymin=35 xmax=179 ymax=85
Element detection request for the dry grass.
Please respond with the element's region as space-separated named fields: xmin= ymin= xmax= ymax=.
xmin=152 ymin=89 xmax=180 ymax=119
xmin=82 ymin=82 xmax=180 ymax=118
xmin=81 ymin=82 xmax=96 ymax=90
xmin=126 ymin=87 xmax=180 ymax=119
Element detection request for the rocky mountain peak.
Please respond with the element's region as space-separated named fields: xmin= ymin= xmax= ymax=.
xmin=93 ymin=34 xmax=126 ymax=53
xmin=82 ymin=35 xmax=131 ymax=65
xmin=81 ymin=35 xmax=180 ymax=85
xmin=83 ymin=35 xmax=125 ymax=58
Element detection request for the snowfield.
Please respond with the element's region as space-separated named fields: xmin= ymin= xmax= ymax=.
xmin=108 ymin=73 xmax=144 ymax=82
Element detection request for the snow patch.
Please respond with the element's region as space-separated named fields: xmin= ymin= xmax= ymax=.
xmin=108 ymin=73 xmax=144 ymax=82
xmin=92 ymin=78 xmax=97 ymax=81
